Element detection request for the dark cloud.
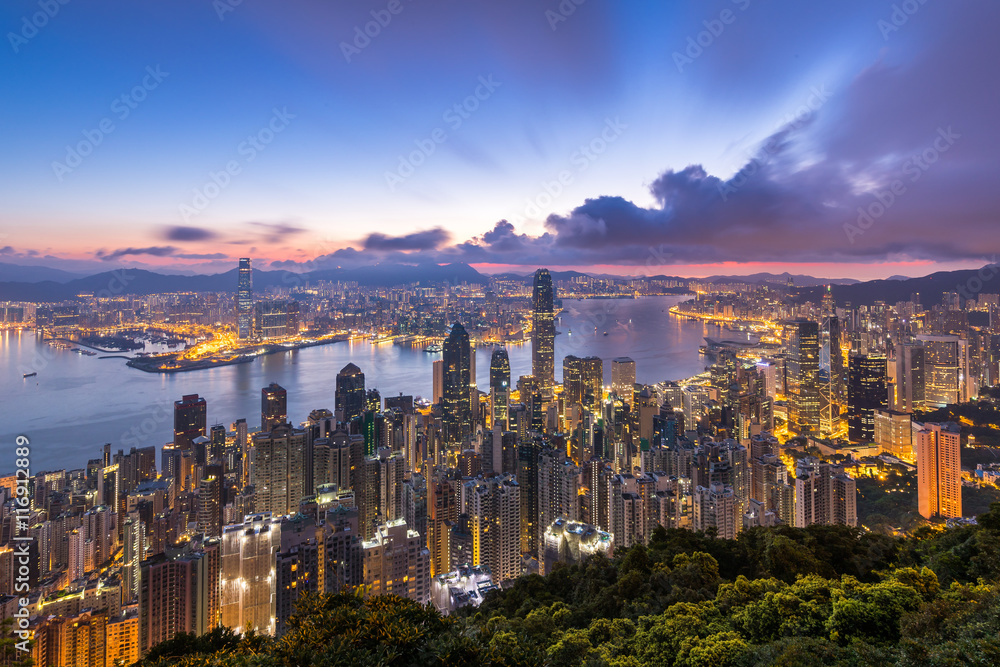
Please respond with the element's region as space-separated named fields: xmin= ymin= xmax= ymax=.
xmin=363 ymin=228 xmax=451 ymax=252
xmin=175 ymin=253 xmax=229 ymax=260
xmin=249 ymin=222 xmax=307 ymax=244
xmin=0 ymin=246 xmax=13 ymax=255
xmin=97 ymin=246 xmax=178 ymax=261
xmin=163 ymin=225 xmax=219 ymax=242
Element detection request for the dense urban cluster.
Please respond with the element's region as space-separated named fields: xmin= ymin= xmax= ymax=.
xmin=1 ymin=262 xmax=999 ymax=666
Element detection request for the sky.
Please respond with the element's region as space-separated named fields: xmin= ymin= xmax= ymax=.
xmin=0 ymin=0 xmax=997 ymax=281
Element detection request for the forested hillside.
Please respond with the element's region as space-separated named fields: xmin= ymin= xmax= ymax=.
xmin=135 ymin=503 xmax=1000 ymax=666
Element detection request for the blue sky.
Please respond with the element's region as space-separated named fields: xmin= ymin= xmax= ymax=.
xmin=1 ymin=0 xmax=996 ymax=279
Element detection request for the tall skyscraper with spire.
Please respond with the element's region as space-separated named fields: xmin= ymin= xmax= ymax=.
xmin=237 ymin=257 xmax=253 ymax=341
xmin=442 ymin=323 xmax=472 ymax=445
xmin=532 ymin=268 xmax=555 ymax=388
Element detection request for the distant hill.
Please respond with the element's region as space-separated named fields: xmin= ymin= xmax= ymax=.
xmin=703 ymin=272 xmax=859 ymax=287
xmin=0 ymin=262 xmax=84 ymax=283
xmin=0 ymin=262 xmax=489 ymax=301
xmin=796 ymin=266 xmax=998 ymax=306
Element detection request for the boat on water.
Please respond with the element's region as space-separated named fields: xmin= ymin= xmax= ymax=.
xmin=425 ymin=343 xmax=443 ymax=353
xmin=603 ymin=331 xmax=609 ymax=336
xmin=23 ymin=372 xmax=37 ymax=378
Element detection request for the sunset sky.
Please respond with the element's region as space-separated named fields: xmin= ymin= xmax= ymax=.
xmin=1 ymin=0 xmax=997 ymax=280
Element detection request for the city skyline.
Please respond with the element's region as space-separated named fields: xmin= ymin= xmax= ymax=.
xmin=1 ymin=2 xmax=998 ymax=280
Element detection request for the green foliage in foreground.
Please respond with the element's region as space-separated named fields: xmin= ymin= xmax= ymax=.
xmin=137 ymin=503 xmax=1000 ymax=667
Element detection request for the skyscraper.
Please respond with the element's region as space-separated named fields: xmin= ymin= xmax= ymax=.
xmin=220 ymin=513 xmax=281 ymax=636
xmin=786 ymin=319 xmax=820 ymax=435
xmin=915 ymin=421 xmax=962 ymax=519
xmin=442 ymin=323 xmax=472 ymax=445
xmin=237 ymin=257 xmax=253 ymax=341
xmin=335 ymin=363 xmax=366 ymax=423
xmin=173 ymin=394 xmax=207 ymax=451
xmin=261 ymin=382 xmax=288 ymax=432
xmin=251 ymin=423 xmax=310 ymax=516
xmin=581 ymin=356 xmax=604 ymax=414
xmin=490 ymin=348 xmax=511 ymax=431
xmin=532 ymin=268 xmax=555 ymax=388
xmin=611 ymin=357 xmax=636 ymax=408
xmin=847 ymin=354 xmax=888 ymax=443
xmin=562 ymin=355 xmax=584 ymax=405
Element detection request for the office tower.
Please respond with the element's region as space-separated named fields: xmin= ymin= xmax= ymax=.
xmin=894 ymin=343 xmax=926 ymax=411
xmin=403 ymin=474 xmax=428 ymax=544
xmin=366 ymin=388 xmax=381 ymax=413
xmin=793 ymin=460 xmax=857 ymax=528
xmin=532 ymin=268 xmax=556 ymax=387
xmin=312 ymin=432 xmax=353 ymax=494
xmin=917 ymin=335 xmax=967 ymax=407
xmin=468 ymin=475 xmax=521 ymax=583
xmin=538 ymin=450 xmax=581 ymax=547
xmin=750 ymin=455 xmax=794 ymax=524
xmin=335 ymin=363 xmax=366 ymax=423
xmin=174 ymin=394 xmax=207 ymax=451
xmin=693 ymin=483 xmax=737 ymax=540
xmin=563 ymin=355 xmax=584 ymax=405
xmin=786 ymin=319 xmax=821 ymax=435
xmin=140 ymin=548 xmax=219 ymax=651
xmin=874 ymin=409 xmax=914 ymax=461
xmin=427 ymin=472 xmax=459 ymax=576
xmin=237 ymin=257 xmax=253 ymax=341
xmin=357 ymin=448 xmax=405 ymax=539
xmin=541 ymin=518 xmax=613 ymax=576
xmin=442 ymin=323 xmax=472 ymax=445
xmin=432 ymin=359 xmax=444 ymax=405
xmin=611 ymin=357 xmax=636 ymax=407
xmin=220 ymin=513 xmax=282 ymax=636
xmin=198 ymin=470 xmax=223 ymax=537
xmin=915 ymin=422 xmax=962 ymax=519
xmin=251 ymin=423 xmax=310 ymax=516
xmin=581 ymin=356 xmax=604 ymax=413
xmin=254 ymin=299 xmax=300 ymax=340
xmin=847 ymin=354 xmax=888 ymax=443
xmin=362 ymin=519 xmax=431 ymax=604
xmin=490 ymin=348 xmax=511 ymax=430
xmin=261 ymin=382 xmax=287 ymax=432
xmin=122 ymin=514 xmax=145 ymax=603
xmin=208 ymin=424 xmax=226 ymax=464
xmin=275 ymin=514 xmax=326 ymax=636
xmin=821 ymin=315 xmax=845 ymax=434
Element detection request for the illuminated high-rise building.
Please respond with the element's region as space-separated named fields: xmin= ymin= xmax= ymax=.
xmin=237 ymin=257 xmax=253 ymax=341
xmin=490 ymin=348 xmax=511 ymax=430
xmin=442 ymin=323 xmax=472 ymax=445
xmin=581 ymin=356 xmax=604 ymax=413
xmin=785 ymin=319 xmax=820 ymax=435
xmin=563 ymin=355 xmax=584 ymax=405
xmin=261 ymin=382 xmax=288 ymax=432
xmin=847 ymin=354 xmax=888 ymax=443
xmin=335 ymin=363 xmax=366 ymax=423
xmin=611 ymin=357 xmax=636 ymax=408
xmin=174 ymin=394 xmax=207 ymax=451
xmin=532 ymin=268 xmax=556 ymax=388
xmin=250 ymin=423 xmax=310 ymax=516
xmin=915 ymin=421 xmax=962 ymax=519
xmin=220 ymin=512 xmax=281 ymax=636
